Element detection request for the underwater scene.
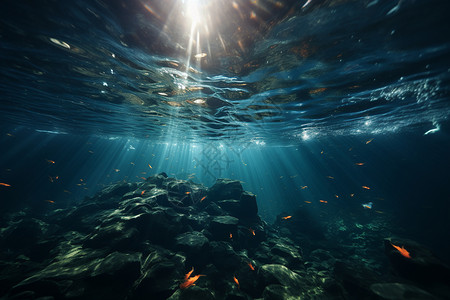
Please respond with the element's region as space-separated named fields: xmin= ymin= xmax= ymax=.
xmin=1 ymin=0 xmax=449 ymax=299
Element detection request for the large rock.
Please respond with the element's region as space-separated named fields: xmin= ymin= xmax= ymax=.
xmin=209 ymin=216 xmax=239 ymax=240
xmin=208 ymin=179 xmax=244 ymax=201
xmin=175 ymin=231 xmax=209 ymax=253
xmin=217 ymin=192 xmax=258 ymax=220
xmin=258 ymin=264 xmax=303 ymax=289
xmin=370 ymin=283 xmax=438 ymax=299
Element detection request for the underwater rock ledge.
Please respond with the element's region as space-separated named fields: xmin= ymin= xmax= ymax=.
xmin=0 ymin=173 xmax=449 ymax=300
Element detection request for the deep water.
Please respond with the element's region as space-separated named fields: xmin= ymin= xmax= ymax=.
xmin=1 ymin=0 xmax=450 ymax=299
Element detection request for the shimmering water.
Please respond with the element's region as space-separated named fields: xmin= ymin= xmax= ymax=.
xmin=1 ymin=0 xmax=449 ymax=143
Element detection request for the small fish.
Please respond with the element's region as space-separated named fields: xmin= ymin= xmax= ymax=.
xmin=282 ymin=216 xmax=292 ymax=220
xmin=391 ymin=242 xmax=411 ymax=259
xmin=88 ymin=150 xmax=94 ymax=154
xmin=366 ymin=138 xmax=374 ymax=144
xmin=46 ymin=159 xmax=55 ymax=164
xmin=130 ymin=162 xmax=135 ymax=165
xmin=300 ymin=186 xmax=308 ymax=190
xmin=141 ymin=190 xmax=146 ymax=196
xmin=229 ymin=233 xmax=233 ymax=239
xmin=350 ymin=193 xmax=355 ymax=197
xmin=46 ymin=200 xmax=55 ymax=204
xmin=0 ymin=183 xmax=11 ymax=187
xmin=140 ymin=177 xmax=146 ymax=180
xmin=184 ymin=267 xmax=194 ymax=280
xmin=320 ymin=150 xmax=324 ymax=154
xmin=148 ymin=164 xmax=152 ymax=169
xmin=355 ymin=163 xmax=365 ymax=166
xmin=200 ymin=196 xmax=206 ymax=202
xmin=233 ymin=275 xmax=240 ymax=288
xmin=362 ymin=186 xmax=370 ymax=190
xmin=63 ymin=189 xmax=71 ymax=193
xmin=319 ymin=200 xmax=328 ymax=203
xmin=304 ymin=201 xmax=312 ymax=204
xmin=335 ymin=195 xmax=339 ymax=198
xmin=185 ymin=191 xmax=191 ymax=194
xmin=249 ymin=228 xmax=255 ymax=236
xmin=114 ymin=169 xmax=120 ymax=172
xmin=375 ymin=210 xmax=384 ymax=214
xmin=362 ymin=202 xmax=373 ymax=209
xmin=6 ymin=133 xmax=13 ymax=137
xmin=247 ymin=262 xmax=255 ymax=271
xmin=327 ymin=176 xmax=334 ymax=179
xmin=179 ymin=274 xmax=204 ymax=289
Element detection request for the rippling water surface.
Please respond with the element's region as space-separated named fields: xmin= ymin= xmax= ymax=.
xmin=1 ymin=0 xmax=449 ymax=143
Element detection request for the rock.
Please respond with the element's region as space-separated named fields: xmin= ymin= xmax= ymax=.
xmin=258 ymin=264 xmax=302 ymax=289
xmin=175 ymin=231 xmax=209 ymax=253
xmin=262 ymin=284 xmax=300 ymax=300
xmin=209 ymin=241 xmax=242 ymax=270
xmin=83 ymin=222 xmax=140 ymax=251
xmin=167 ymin=286 xmax=215 ymax=300
xmin=209 ymin=216 xmax=239 ymax=240
xmin=208 ymin=179 xmax=244 ymax=201
xmin=239 ymin=192 xmax=258 ymax=219
xmin=370 ymin=283 xmax=438 ymax=299
xmin=270 ymin=244 xmax=302 ymax=267
xmin=94 ymin=182 xmax=136 ymax=202
xmin=146 ymin=173 xmax=168 ymax=187
xmin=334 ymin=261 xmax=383 ymax=299
xmin=384 ymin=238 xmax=450 ymax=299
xmin=132 ymin=250 xmax=185 ymax=300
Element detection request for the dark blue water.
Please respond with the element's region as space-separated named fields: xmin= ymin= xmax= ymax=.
xmin=1 ymin=0 xmax=450 ymax=298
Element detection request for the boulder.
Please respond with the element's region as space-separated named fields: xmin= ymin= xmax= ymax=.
xmin=370 ymin=283 xmax=438 ymax=299
xmin=175 ymin=231 xmax=209 ymax=253
xmin=208 ymin=179 xmax=244 ymax=201
xmin=209 ymin=216 xmax=239 ymax=240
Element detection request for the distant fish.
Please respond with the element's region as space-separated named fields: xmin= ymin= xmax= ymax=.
xmin=355 ymin=163 xmax=365 ymax=166
xmin=114 ymin=169 xmax=120 ymax=172
xmin=148 ymin=164 xmax=152 ymax=169
xmin=327 ymin=176 xmax=334 ymax=179
xmin=281 ymin=216 xmax=292 ymax=220
xmin=391 ymin=242 xmax=411 ymax=259
xmin=350 ymin=193 xmax=355 ymax=197
xmin=233 ymin=275 xmax=240 ymax=288
xmin=300 ymin=186 xmax=308 ymax=190
xmin=319 ymin=200 xmax=327 ymax=203
xmin=362 ymin=202 xmax=373 ymax=209
xmin=249 ymin=228 xmax=255 ymax=236
xmin=200 ymin=196 xmax=206 ymax=202
xmin=0 ymin=183 xmax=11 ymax=187
xmin=247 ymin=262 xmax=255 ymax=271
xmin=362 ymin=186 xmax=371 ymax=190
xmin=46 ymin=159 xmax=55 ymax=164
xmin=46 ymin=200 xmax=55 ymax=204
xmin=366 ymin=138 xmax=374 ymax=144
xmin=141 ymin=190 xmax=146 ymax=196
xmin=229 ymin=233 xmax=233 ymax=239
xmin=304 ymin=201 xmax=311 ymax=204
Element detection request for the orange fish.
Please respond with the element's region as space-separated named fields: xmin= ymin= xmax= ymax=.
xmin=335 ymin=195 xmax=339 ymax=198
xmin=200 ymin=196 xmax=206 ymax=202
xmin=140 ymin=177 xmax=146 ymax=180
xmin=229 ymin=233 xmax=233 ymax=239
xmin=180 ymin=274 xmax=204 ymax=289
xmin=355 ymin=163 xmax=365 ymax=166
xmin=300 ymin=186 xmax=308 ymax=189
xmin=148 ymin=164 xmax=152 ymax=169
xmin=247 ymin=262 xmax=255 ymax=271
xmin=282 ymin=216 xmax=292 ymax=220
xmin=366 ymin=138 xmax=374 ymax=144
xmin=319 ymin=200 xmax=328 ymax=203
xmin=233 ymin=275 xmax=240 ymax=288
xmin=46 ymin=200 xmax=55 ymax=204
xmin=0 ymin=183 xmax=11 ymax=187
xmin=362 ymin=186 xmax=370 ymax=190
xmin=249 ymin=228 xmax=255 ymax=236
xmin=184 ymin=267 xmax=194 ymax=280
xmin=391 ymin=242 xmax=411 ymax=259
xmin=46 ymin=159 xmax=55 ymax=164
xmin=304 ymin=201 xmax=311 ymax=204
xmin=141 ymin=190 xmax=146 ymax=195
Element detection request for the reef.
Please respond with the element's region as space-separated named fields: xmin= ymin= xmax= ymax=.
xmin=0 ymin=173 xmax=449 ymax=299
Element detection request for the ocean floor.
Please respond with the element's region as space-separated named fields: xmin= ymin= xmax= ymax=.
xmin=1 ymin=173 xmax=449 ymax=299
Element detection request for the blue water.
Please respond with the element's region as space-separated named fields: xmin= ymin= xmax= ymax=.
xmin=1 ymin=0 xmax=450 ymax=262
